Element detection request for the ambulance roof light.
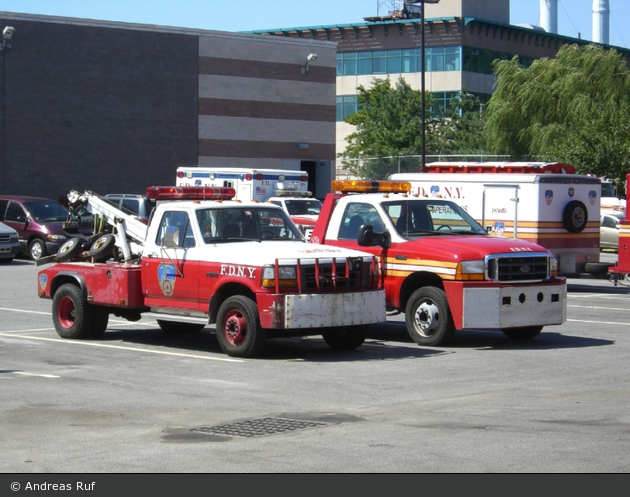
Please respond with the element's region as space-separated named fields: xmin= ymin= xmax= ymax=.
xmin=331 ymin=180 xmax=411 ymax=194
xmin=145 ymin=186 xmax=236 ymax=201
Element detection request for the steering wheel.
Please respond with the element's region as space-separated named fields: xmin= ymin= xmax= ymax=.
xmin=436 ymin=225 xmax=452 ymax=231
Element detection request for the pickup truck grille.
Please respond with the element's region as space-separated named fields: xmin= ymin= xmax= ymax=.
xmin=486 ymin=253 xmax=551 ymax=283
xmin=296 ymin=257 xmax=377 ymax=292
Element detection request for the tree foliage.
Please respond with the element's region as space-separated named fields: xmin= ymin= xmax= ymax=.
xmin=340 ymin=77 xmax=487 ymax=179
xmin=485 ymin=44 xmax=630 ymax=188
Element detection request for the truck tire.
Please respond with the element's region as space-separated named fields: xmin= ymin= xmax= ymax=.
xmin=157 ymin=320 xmax=205 ymax=333
xmin=89 ymin=234 xmax=116 ymax=261
xmin=29 ymin=238 xmax=47 ymax=260
xmin=89 ymin=306 xmax=109 ymax=338
xmin=501 ymin=326 xmax=543 ymax=340
xmin=56 ymin=237 xmax=83 ymax=262
xmin=322 ymin=326 xmax=365 ymax=350
xmin=562 ymin=200 xmax=588 ymax=233
xmin=405 ymin=287 xmax=456 ymax=346
xmin=52 ymin=283 xmax=93 ymax=339
xmin=216 ymin=296 xmax=267 ymax=358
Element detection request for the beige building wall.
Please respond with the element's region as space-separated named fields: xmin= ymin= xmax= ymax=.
xmin=198 ymin=33 xmax=337 ymax=171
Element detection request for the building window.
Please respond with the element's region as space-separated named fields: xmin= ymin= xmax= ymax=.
xmin=463 ymin=47 xmax=535 ymax=75
xmin=337 ymin=47 xmax=461 ymax=76
xmin=337 ymin=95 xmax=358 ymax=121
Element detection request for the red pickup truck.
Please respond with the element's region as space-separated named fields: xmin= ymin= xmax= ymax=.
xmin=309 ymin=179 xmax=567 ymax=346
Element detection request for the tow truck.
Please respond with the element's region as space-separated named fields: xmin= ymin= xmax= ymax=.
xmin=36 ymin=186 xmax=385 ymax=358
xmin=309 ymin=180 xmax=567 ymax=346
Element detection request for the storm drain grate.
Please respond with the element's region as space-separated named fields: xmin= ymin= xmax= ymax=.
xmin=192 ymin=417 xmax=328 ymax=438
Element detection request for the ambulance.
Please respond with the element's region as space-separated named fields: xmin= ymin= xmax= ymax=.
xmin=390 ymin=162 xmax=608 ymax=275
xmin=176 ymin=167 xmax=310 ymax=202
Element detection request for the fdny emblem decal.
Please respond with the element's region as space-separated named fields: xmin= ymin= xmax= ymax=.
xmin=38 ymin=274 xmax=48 ymax=292
xmin=158 ymin=263 xmax=177 ymax=296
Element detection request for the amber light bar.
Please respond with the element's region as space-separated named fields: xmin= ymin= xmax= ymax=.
xmin=145 ymin=186 xmax=236 ymax=201
xmin=331 ymin=180 xmax=411 ymax=194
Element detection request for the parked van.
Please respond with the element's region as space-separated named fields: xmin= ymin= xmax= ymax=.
xmin=104 ymin=194 xmax=155 ymax=221
xmin=0 ymin=195 xmax=93 ymax=260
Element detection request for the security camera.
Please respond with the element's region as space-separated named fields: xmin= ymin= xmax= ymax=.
xmin=307 ymin=53 xmax=318 ymax=62
xmin=3 ymin=26 xmax=15 ymax=40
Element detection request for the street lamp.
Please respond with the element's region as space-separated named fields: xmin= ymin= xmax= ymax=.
xmin=413 ymin=1 xmax=439 ymax=172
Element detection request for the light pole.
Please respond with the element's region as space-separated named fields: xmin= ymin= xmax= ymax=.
xmin=414 ymin=1 xmax=439 ymax=172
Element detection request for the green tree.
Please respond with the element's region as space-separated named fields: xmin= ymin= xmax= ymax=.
xmin=485 ymin=44 xmax=630 ymax=187
xmin=341 ymin=77 xmax=439 ymax=179
xmin=435 ymin=90 xmax=488 ymax=155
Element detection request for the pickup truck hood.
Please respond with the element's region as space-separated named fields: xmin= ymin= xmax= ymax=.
xmin=402 ymin=234 xmax=551 ymax=260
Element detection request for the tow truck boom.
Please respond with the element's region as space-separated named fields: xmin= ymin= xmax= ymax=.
xmin=67 ymin=190 xmax=150 ymax=262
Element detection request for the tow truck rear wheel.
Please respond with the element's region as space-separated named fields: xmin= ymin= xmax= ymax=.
xmin=322 ymin=326 xmax=365 ymax=350
xmin=501 ymin=326 xmax=543 ymax=340
xmin=405 ymin=287 xmax=456 ymax=346
xmin=52 ymin=283 xmax=93 ymax=339
xmin=216 ymin=296 xmax=266 ymax=358
xmin=89 ymin=306 xmax=109 ymax=338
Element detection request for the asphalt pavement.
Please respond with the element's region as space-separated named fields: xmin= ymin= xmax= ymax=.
xmin=1 ymin=252 xmax=629 ymax=474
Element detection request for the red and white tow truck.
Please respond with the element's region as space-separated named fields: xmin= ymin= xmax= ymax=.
xmin=36 ymin=186 xmax=385 ymax=358
xmin=309 ymin=179 xmax=567 ymax=346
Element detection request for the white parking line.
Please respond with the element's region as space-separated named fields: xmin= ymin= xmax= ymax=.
xmin=13 ymin=372 xmax=60 ymax=378
xmin=0 ymin=332 xmax=243 ymax=363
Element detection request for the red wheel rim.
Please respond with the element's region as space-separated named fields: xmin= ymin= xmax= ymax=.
xmin=57 ymin=296 xmax=76 ymax=329
xmin=223 ymin=309 xmax=247 ymax=346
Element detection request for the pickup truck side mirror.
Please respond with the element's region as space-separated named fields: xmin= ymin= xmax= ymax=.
xmin=358 ymin=224 xmax=391 ymax=249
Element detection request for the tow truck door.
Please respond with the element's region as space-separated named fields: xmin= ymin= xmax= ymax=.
xmin=142 ymin=210 xmax=200 ymax=310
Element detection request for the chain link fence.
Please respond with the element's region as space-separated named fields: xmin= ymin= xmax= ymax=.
xmin=335 ymin=154 xmax=513 ymax=180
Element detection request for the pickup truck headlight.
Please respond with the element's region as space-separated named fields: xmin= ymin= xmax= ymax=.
xmin=261 ymin=265 xmax=298 ymax=288
xmin=455 ymin=260 xmax=485 ymax=281
xmin=550 ymin=256 xmax=558 ymax=277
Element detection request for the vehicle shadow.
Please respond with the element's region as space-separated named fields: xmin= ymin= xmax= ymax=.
xmin=97 ymin=323 xmax=441 ymax=362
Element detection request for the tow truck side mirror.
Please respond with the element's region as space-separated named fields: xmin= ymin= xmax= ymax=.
xmin=358 ymin=224 xmax=391 ymax=249
xmin=161 ymin=226 xmax=180 ymax=248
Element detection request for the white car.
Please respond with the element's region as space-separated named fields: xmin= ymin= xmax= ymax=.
xmin=600 ymin=213 xmax=624 ymax=251
xmin=0 ymin=221 xmax=21 ymax=263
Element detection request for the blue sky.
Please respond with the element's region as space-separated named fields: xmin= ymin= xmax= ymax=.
xmin=0 ymin=0 xmax=627 ymax=48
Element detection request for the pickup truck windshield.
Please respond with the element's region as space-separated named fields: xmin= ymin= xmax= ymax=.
xmin=383 ymin=199 xmax=487 ymax=238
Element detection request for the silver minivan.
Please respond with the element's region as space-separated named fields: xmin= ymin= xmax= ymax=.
xmin=0 ymin=221 xmax=21 ymax=263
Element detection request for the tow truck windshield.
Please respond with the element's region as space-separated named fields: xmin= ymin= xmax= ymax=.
xmin=195 ymin=207 xmax=304 ymax=243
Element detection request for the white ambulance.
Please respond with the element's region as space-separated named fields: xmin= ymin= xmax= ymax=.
xmin=176 ymin=167 xmax=310 ymax=202
xmin=390 ymin=162 xmax=607 ymax=275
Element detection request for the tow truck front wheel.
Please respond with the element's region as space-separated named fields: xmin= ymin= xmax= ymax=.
xmin=52 ymin=284 xmax=93 ymax=339
xmin=216 ymin=296 xmax=267 ymax=358
xmin=405 ymin=287 xmax=456 ymax=346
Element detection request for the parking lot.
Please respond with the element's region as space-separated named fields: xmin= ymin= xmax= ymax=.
xmin=1 ymin=253 xmax=629 ymax=473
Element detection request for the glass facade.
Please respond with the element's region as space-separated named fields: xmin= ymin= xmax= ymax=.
xmin=336 ymin=46 xmax=531 ymax=121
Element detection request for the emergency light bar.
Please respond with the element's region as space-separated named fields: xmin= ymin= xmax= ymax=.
xmin=145 ymin=186 xmax=236 ymax=201
xmin=331 ymin=180 xmax=411 ymax=194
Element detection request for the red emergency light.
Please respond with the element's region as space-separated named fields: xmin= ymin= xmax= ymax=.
xmin=145 ymin=186 xmax=236 ymax=201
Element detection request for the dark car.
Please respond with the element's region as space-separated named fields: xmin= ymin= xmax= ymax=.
xmin=0 ymin=195 xmax=93 ymax=260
